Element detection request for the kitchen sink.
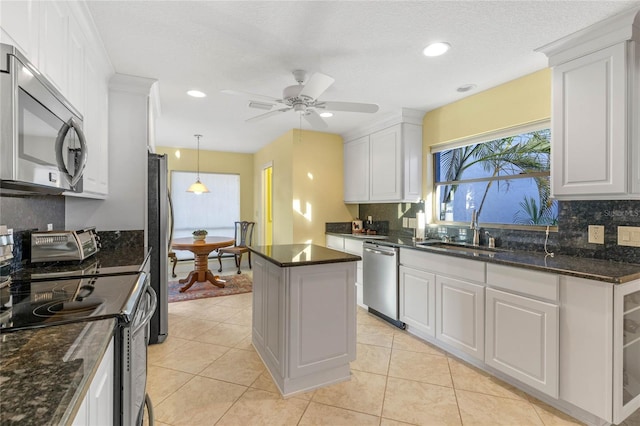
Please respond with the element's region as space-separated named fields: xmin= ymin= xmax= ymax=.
xmin=417 ymin=241 xmax=504 ymax=255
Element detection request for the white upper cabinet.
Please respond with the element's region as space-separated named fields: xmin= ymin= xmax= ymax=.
xmin=38 ymin=1 xmax=69 ymax=95
xmin=343 ymin=109 xmax=424 ymax=203
xmin=343 ymin=136 xmax=370 ymax=202
xmin=1 ymin=1 xmax=114 ymax=198
xmin=0 ymin=1 xmax=40 ymax=62
xmin=537 ymin=9 xmax=640 ymax=200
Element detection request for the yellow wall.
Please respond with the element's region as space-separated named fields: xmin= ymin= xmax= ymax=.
xmin=292 ymin=129 xmax=358 ymax=244
xmin=423 ymin=68 xmax=551 ymax=148
xmin=254 ymin=129 xmax=357 ymax=245
xmin=421 ymin=69 xmax=552 ymax=202
xmin=253 ymin=131 xmax=294 ymax=244
xmin=156 ymin=146 xmax=254 ymax=223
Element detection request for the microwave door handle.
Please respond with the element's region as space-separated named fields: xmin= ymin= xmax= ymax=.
xmin=55 ymin=118 xmax=88 ymax=189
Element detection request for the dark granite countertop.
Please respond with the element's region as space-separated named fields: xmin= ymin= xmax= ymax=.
xmin=250 ymin=244 xmax=361 ymax=267
xmin=10 ymin=246 xmax=151 ymax=281
xmin=326 ymin=232 xmax=640 ymax=284
xmin=0 ymin=319 xmax=116 ymax=425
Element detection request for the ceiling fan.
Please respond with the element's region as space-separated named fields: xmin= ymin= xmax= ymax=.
xmin=222 ymin=70 xmax=379 ymax=130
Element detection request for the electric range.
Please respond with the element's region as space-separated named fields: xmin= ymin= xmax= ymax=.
xmin=0 ymin=273 xmax=146 ymax=333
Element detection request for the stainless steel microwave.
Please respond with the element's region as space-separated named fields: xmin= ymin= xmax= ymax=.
xmin=0 ymin=43 xmax=87 ymax=194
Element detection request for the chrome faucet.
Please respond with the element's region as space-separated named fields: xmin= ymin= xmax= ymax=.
xmin=470 ymin=209 xmax=480 ymax=246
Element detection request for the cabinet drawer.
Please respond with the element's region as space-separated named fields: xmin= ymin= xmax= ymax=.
xmin=325 ymin=235 xmax=344 ymax=251
xmin=344 ymin=238 xmax=364 ymax=256
xmin=400 ymin=248 xmax=485 ymax=283
xmin=487 ymin=264 xmax=558 ymax=302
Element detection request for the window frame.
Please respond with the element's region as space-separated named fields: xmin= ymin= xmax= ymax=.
xmin=429 ymin=120 xmax=557 ymax=231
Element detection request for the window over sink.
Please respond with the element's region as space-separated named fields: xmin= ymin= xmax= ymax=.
xmin=432 ymin=123 xmax=557 ymax=228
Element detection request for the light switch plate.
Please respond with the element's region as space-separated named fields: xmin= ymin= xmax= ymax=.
xmin=408 ymin=218 xmax=417 ymax=229
xmin=402 ymin=217 xmax=408 ymax=228
xmin=618 ymin=226 xmax=640 ymax=247
xmin=588 ymin=225 xmax=604 ymax=244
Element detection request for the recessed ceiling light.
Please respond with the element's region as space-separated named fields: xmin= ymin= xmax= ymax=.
xmin=187 ymin=90 xmax=206 ymax=98
xmin=423 ymin=42 xmax=451 ymax=57
xmin=319 ymin=112 xmax=333 ymax=118
xmin=456 ymin=84 xmax=477 ymax=93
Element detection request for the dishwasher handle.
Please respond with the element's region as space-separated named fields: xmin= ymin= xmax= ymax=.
xmin=364 ymin=246 xmax=397 ymax=256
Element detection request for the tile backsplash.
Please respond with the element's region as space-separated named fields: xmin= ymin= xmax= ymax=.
xmin=358 ymin=199 xmax=640 ymax=264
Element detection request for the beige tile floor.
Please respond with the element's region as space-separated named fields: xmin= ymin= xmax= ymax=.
xmin=145 ymin=260 xmax=637 ymax=426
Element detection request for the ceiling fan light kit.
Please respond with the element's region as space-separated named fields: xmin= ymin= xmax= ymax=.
xmin=223 ymin=70 xmax=379 ymax=129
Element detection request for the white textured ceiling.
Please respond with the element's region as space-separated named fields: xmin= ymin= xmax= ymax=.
xmin=87 ymin=1 xmax=640 ymax=153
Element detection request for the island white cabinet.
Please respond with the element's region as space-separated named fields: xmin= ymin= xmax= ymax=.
xmin=252 ymin=247 xmax=357 ymax=397
xmin=399 ymin=265 xmax=435 ymax=339
xmin=343 ymin=112 xmax=423 ymax=203
xmin=537 ymin=9 xmax=640 ymax=200
xmin=485 ymin=264 xmax=559 ymax=398
xmin=72 ymin=337 xmax=114 ymax=426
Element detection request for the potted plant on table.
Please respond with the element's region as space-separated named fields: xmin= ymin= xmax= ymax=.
xmin=192 ymin=229 xmax=208 ymax=241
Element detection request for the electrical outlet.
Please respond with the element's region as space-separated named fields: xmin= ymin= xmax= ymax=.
xmin=408 ymin=218 xmax=417 ymax=229
xmin=47 ymin=223 xmax=53 ymax=231
xmin=588 ymin=225 xmax=605 ymax=244
xmin=618 ymin=226 xmax=640 ymax=247
xmin=402 ymin=217 xmax=408 ymax=228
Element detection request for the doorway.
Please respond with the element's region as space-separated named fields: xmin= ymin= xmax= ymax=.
xmin=262 ymin=163 xmax=273 ymax=245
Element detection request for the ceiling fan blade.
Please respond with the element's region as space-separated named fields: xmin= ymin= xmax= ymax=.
xmin=304 ymin=110 xmax=329 ymax=129
xmin=221 ymin=89 xmax=282 ymax=104
xmin=299 ymin=72 xmax=335 ymax=100
xmin=319 ymin=101 xmax=379 ymax=113
xmin=246 ymin=108 xmax=291 ymax=123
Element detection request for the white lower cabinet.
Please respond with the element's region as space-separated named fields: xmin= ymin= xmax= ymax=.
xmin=72 ymin=337 xmax=114 ymax=426
xmin=399 ymin=265 xmax=435 ymax=339
xmin=436 ymin=275 xmax=485 ymax=361
xmin=485 ymin=287 xmax=559 ymax=398
xmin=326 ymin=235 xmax=365 ymax=308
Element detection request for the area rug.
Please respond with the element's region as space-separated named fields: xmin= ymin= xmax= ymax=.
xmin=168 ymin=274 xmax=252 ymax=303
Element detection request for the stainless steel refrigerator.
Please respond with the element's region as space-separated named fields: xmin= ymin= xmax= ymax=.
xmin=147 ymin=153 xmax=171 ymax=344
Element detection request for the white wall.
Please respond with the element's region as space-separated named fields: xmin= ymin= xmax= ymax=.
xmin=65 ymin=74 xmax=157 ymax=231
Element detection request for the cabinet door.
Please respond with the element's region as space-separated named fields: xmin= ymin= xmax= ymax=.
xmin=0 ymin=0 xmax=39 ymax=63
xmin=400 ymin=266 xmax=435 ymax=339
xmin=370 ymin=125 xmax=402 ymax=201
xmin=67 ymin=15 xmax=85 ymax=114
xmin=613 ymin=280 xmax=640 ymax=424
xmin=38 ymin=1 xmax=69 ymax=94
xmin=402 ymin=123 xmax=423 ymax=202
xmin=485 ymin=288 xmax=559 ymax=398
xmin=80 ymin=54 xmax=109 ymax=196
xmin=264 ymin=261 xmax=285 ymax=376
xmin=289 ymin=263 xmax=356 ymax=377
xmin=552 ymin=43 xmax=628 ymax=198
xmin=88 ymin=338 xmax=114 ymax=426
xmin=343 ymin=136 xmax=370 ymax=202
xmin=252 ymin=256 xmax=267 ymax=347
xmin=436 ymin=275 xmax=484 ymax=360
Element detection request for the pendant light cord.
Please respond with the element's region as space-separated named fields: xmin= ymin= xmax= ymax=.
xmin=195 ymin=134 xmax=202 ymax=180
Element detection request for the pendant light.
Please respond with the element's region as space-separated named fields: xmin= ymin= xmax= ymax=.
xmin=187 ymin=134 xmax=209 ymax=194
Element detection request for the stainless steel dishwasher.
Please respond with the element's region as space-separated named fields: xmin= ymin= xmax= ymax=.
xmin=363 ymin=242 xmax=405 ymax=328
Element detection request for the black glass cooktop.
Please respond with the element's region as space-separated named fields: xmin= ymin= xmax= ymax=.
xmin=0 ymin=273 xmax=145 ymax=333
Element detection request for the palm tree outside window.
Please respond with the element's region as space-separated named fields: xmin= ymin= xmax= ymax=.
xmin=433 ymin=127 xmax=557 ymax=227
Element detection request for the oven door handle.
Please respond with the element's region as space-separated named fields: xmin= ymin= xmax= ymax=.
xmin=133 ymin=285 xmax=158 ymax=335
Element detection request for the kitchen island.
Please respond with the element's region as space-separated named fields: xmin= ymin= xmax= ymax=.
xmin=249 ymin=244 xmax=361 ymax=397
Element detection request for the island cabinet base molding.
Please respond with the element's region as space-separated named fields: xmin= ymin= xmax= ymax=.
xmin=250 ymin=244 xmax=359 ymax=397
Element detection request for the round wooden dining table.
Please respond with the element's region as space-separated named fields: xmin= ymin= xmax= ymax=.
xmin=171 ymin=236 xmax=235 ymax=292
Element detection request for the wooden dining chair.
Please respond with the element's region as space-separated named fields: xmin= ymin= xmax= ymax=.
xmin=218 ymin=221 xmax=255 ymax=274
